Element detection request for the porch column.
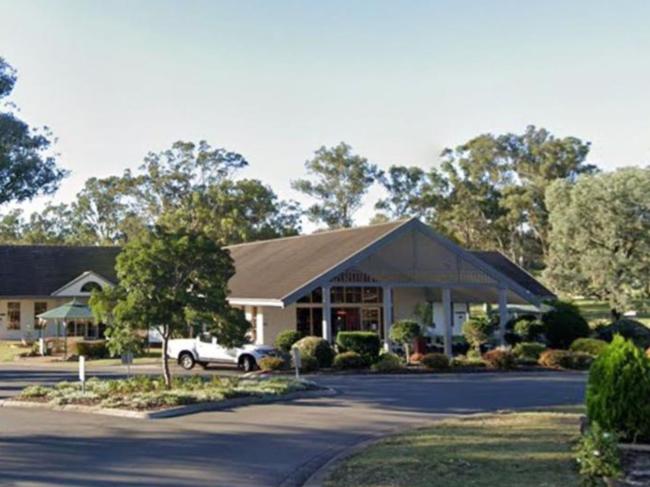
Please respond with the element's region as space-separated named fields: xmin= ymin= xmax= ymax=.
xmin=255 ymin=307 xmax=265 ymax=345
xmin=322 ymin=286 xmax=332 ymax=342
xmin=382 ymin=286 xmax=393 ymax=350
xmin=498 ymin=287 xmax=508 ymax=346
xmin=442 ymin=288 xmax=453 ymax=358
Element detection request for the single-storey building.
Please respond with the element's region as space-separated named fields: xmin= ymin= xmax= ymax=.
xmin=0 ymin=218 xmax=554 ymax=355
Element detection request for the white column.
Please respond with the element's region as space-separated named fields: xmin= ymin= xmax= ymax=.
xmin=382 ymin=286 xmax=393 ymax=350
xmin=498 ymin=287 xmax=508 ymax=347
xmin=322 ymin=286 xmax=332 ymax=342
xmin=255 ymin=307 xmax=265 ymax=345
xmin=442 ymin=288 xmax=453 ymax=358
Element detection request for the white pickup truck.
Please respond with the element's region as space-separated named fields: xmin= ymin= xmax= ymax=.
xmin=167 ymin=333 xmax=277 ymax=372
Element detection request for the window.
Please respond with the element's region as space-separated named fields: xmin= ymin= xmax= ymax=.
xmin=7 ymin=302 xmax=20 ymax=330
xmin=81 ymin=281 xmax=102 ymax=293
xmin=331 ymin=286 xmax=382 ymax=304
xmin=362 ymin=287 xmax=381 ymax=303
xmin=297 ymin=288 xmax=323 ymax=303
xmin=296 ymin=307 xmax=323 ymax=336
xmin=34 ymin=302 xmax=47 ymax=329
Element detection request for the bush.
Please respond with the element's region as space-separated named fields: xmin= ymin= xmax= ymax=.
xmin=371 ymin=353 xmax=403 ymax=373
xmin=74 ymin=340 xmax=108 ymax=359
xmin=513 ymin=342 xmax=546 ymax=361
xmin=409 ymin=352 xmax=424 ymax=364
xmin=333 ymin=351 xmax=366 ymax=370
xmin=335 ymin=331 xmax=381 ymax=364
xmin=570 ymin=338 xmax=608 ymax=356
xmin=586 ymin=335 xmax=650 ymax=442
xmin=483 ymin=348 xmax=516 ymax=370
xmin=513 ymin=319 xmax=545 ymax=342
xmin=258 ymin=356 xmax=285 ymax=371
xmin=451 ymin=355 xmax=486 ymax=368
xmin=421 ymin=353 xmax=450 ymax=370
xmin=298 ymin=354 xmax=319 ymax=373
xmin=542 ymin=301 xmax=590 ymax=349
xmin=575 ymin=423 xmax=622 ymax=484
xmin=389 ymin=320 xmax=421 ymax=359
xmin=274 ymin=330 xmax=302 ymax=353
xmin=597 ymin=318 xmax=650 ymax=349
xmin=462 ymin=316 xmax=494 ymax=353
xmin=538 ymin=349 xmax=593 ymax=370
xmin=294 ymin=336 xmax=334 ymax=368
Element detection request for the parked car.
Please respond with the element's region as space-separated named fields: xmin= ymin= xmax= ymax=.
xmin=167 ymin=333 xmax=277 ymax=372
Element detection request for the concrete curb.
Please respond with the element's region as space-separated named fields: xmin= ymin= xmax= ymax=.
xmin=0 ymin=387 xmax=338 ymax=420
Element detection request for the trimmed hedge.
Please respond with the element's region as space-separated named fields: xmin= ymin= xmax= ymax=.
xmin=335 ymin=331 xmax=381 ymax=364
xmin=258 ymin=356 xmax=285 ymax=371
xmin=333 ymin=351 xmax=366 ymax=370
xmin=570 ymin=338 xmax=608 ymax=356
xmin=513 ymin=342 xmax=546 ymax=361
xmin=274 ymin=330 xmax=302 ymax=353
xmin=371 ymin=353 xmax=403 ymax=373
xmin=75 ymin=340 xmax=108 ymax=359
xmin=294 ymin=336 xmax=334 ymax=368
xmin=483 ymin=348 xmax=516 ymax=370
xmin=299 ymin=354 xmax=319 ymax=373
xmin=542 ymin=301 xmax=590 ymax=348
xmin=586 ymin=335 xmax=650 ymax=442
xmin=538 ymin=349 xmax=593 ymax=370
xmin=597 ymin=319 xmax=650 ymax=349
xmin=421 ymin=353 xmax=450 ymax=370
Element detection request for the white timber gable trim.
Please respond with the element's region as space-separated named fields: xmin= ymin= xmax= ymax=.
xmin=50 ymin=271 xmax=114 ymax=297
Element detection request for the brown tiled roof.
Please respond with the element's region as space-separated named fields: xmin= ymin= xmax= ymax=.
xmin=225 ymin=220 xmax=409 ymax=301
xmin=0 ymin=245 xmax=120 ymax=297
xmin=470 ymin=251 xmax=555 ymax=299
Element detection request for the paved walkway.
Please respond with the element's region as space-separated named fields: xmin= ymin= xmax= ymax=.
xmin=0 ymin=364 xmax=586 ymax=487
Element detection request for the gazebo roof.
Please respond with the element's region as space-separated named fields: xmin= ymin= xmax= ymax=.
xmin=37 ymin=299 xmax=94 ymax=321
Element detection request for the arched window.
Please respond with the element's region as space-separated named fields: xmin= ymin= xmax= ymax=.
xmin=81 ymin=281 xmax=102 ymax=293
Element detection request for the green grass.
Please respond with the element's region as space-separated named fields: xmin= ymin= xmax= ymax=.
xmin=0 ymin=341 xmax=30 ymax=362
xmin=325 ymin=409 xmax=583 ymax=487
xmin=87 ymin=350 xmax=162 ymax=367
xmin=573 ymin=298 xmax=650 ymax=327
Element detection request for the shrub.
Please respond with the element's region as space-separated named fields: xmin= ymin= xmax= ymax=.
xmin=294 ymin=336 xmax=334 ymax=368
xmin=258 ymin=356 xmax=285 ymax=371
xmin=421 ymin=353 xmax=450 ymax=370
xmin=647 ymin=347 xmax=650 ymax=359
xmin=483 ymin=348 xmax=516 ymax=370
xmin=542 ymin=300 xmax=590 ymax=348
xmin=409 ymin=352 xmax=424 ymax=364
xmin=513 ymin=319 xmax=545 ymax=342
xmin=597 ymin=318 xmax=650 ymax=349
xmin=274 ymin=330 xmax=302 ymax=353
xmin=333 ymin=351 xmax=366 ymax=370
xmin=570 ymin=338 xmax=608 ymax=356
xmin=389 ymin=320 xmax=421 ymax=359
xmin=513 ymin=342 xmax=546 ymax=361
xmin=462 ymin=316 xmax=494 ymax=353
xmin=371 ymin=353 xmax=403 ymax=373
xmin=586 ymin=335 xmax=650 ymax=442
xmin=75 ymin=340 xmax=108 ymax=359
xmin=298 ymin=354 xmax=319 ymax=373
xmin=538 ymin=349 xmax=593 ymax=370
xmin=335 ymin=331 xmax=381 ymax=364
xmin=451 ymin=355 xmax=486 ymax=368
xmin=575 ymin=423 xmax=622 ymax=484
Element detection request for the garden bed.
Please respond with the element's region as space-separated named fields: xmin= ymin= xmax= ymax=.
xmin=4 ymin=375 xmax=325 ymax=418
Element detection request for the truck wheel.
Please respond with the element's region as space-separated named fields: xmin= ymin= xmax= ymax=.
xmin=240 ymin=355 xmax=256 ymax=372
xmin=179 ymin=352 xmax=195 ymax=370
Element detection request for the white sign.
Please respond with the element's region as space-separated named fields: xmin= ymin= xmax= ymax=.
xmin=79 ymin=355 xmax=86 ymax=383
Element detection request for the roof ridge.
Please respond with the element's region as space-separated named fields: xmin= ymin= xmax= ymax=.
xmin=224 ymin=218 xmax=413 ymax=249
xmin=0 ymin=244 xmax=120 ymax=250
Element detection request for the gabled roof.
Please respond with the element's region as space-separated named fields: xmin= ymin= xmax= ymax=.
xmin=225 ymin=220 xmax=410 ymax=305
xmin=470 ymin=251 xmax=556 ymax=299
xmin=0 ymin=245 xmax=119 ymax=297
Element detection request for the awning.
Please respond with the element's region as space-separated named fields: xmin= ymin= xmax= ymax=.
xmin=37 ymin=298 xmax=94 ymax=321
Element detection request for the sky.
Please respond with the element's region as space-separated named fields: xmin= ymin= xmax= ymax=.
xmin=1 ymin=0 xmax=649 ymax=229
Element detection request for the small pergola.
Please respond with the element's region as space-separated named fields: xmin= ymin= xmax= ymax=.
xmin=37 ymin=298 xmax=95 ymax=358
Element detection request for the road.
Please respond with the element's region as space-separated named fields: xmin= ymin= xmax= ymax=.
xmin=0 ymin=364 xmax=586 ymax=487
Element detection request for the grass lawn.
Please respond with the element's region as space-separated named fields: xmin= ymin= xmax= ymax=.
xmin=0 ymin=341 xmax=30 ymax=362
xmin=87 ymin=349 xmax=162 ymax=367
xmin=325 ymin=409 xmax=583 ymax=487
xmin=573 ymin=298 xmax=650 ymax=327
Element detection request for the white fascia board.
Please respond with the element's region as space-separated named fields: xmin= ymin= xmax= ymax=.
xmin=50 ymin=271 xmax=115 ymax=296
xmin=227 ymin=297 xmax=285 ymax=308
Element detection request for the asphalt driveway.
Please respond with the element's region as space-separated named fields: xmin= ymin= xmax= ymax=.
xmin=0 ymin=364 xmax=586 ymax=487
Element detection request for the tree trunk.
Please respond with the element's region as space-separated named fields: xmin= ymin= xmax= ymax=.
xmin=162 ymin=335 xmax=171 ymax=389
xmin=404 ymin=343 xmax=410 ymax=365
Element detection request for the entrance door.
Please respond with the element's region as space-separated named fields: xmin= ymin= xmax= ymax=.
xmin=332 ymin=308 xmax=361 ymax=335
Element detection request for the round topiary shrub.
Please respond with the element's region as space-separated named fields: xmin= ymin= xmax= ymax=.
xmin=513 ymin=342 xmax=546 ymax=361
xmin=597 ymin=319 xmax=650 ymax=349
xmin=462 ymin=316 xmax=494 ymax=354
xmin=482 ymin=348 xmax=516 ymax=370
xmin=371 ymin=353 xmax=403 ymax=373
xmin=335 ymin=331 xmax=381 ymax=364
xmin=586 ymin=335 xmax=650 ymax=442
xmin=389 ymin=320 xmax=421 ymax=360
xmin=258 ymin=356 xmax=285 ymax=371
xmin=298 ymin=354 xmax=319 ymax=373
xmin=294 ymin=336 xmax=334 ymax=368
xmin=513 ymin=319 xmax=545 ymax=342
xmin=333 ymin=351 xmax=366 ymax=370
xmin=274 ymin=330 xmax=302 ymax=353
xmin=570 ymin=338 xmax=608 ymax=357
xmin=421 ymin=352 xmax=450 ymax=370
xmin=542 ymin=301 xmax=590 ymax=349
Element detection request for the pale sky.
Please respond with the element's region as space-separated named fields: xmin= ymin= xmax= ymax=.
xmin=1 ymin=0 xmax=649 ymax=229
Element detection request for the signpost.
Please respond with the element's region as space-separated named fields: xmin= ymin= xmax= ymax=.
xmin=291 ymin=346 xmax=301 ymax=380
xmin=121 ymin=352 xmax=134 ymax=378
xmin=79 ymin=355 xmax=86 ymax=393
